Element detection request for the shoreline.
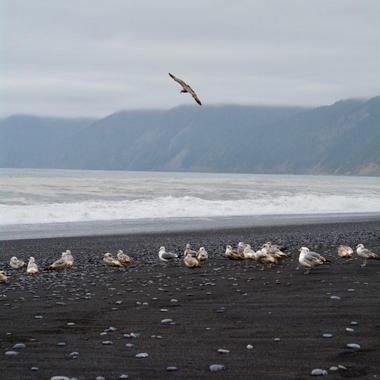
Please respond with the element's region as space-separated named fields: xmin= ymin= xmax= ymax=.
xmin=1 ymin=211 xmax=380 ymax=241
xmin=1 ymin=220 xmax=380 ymax=379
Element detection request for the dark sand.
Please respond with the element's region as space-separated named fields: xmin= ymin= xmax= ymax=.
xmin=0 ymin=221 xmax=379 ymax=380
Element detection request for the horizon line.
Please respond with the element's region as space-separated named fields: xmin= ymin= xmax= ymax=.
xmin=1 ymin=95 xmax=376 ymax=120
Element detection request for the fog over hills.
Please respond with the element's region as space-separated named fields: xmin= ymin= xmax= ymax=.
xmin=1 ymin=95 xmax=379 ymax=175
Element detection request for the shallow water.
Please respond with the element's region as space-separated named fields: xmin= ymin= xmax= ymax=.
xmin=0 ymin=168 xmax=379 ymax=239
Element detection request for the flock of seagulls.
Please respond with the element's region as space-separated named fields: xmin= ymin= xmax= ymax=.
xmin=103 ymin=250 xmax=135 ymax=268
xmin=0 ymin=243 xmax=378 ymax=284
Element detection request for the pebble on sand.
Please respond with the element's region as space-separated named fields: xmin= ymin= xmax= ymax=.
xmin=5 ymin=351 xmax=19 ymax=357
xmin=161 ymin=318 xmax=174 ymax=324
xmin=217 ymin=348 xmax=230 ymax=354
xmin=166 ymin=366 xmax=178 ymax=371
xmin=123 ymin=333 xmax=139 ymax=338
xmin=135 ymin=352 xmax=149 ymax=358
xmin=246 ymin=344 xmax=253 ymax=350
xmin=346 ymin=343 xmax=361 ymax=350
xmin=322 ymin=333 xmax=333 ymax=338
xmin=13 ymin=343 xmax=26 ymax=349
xmin=209 ymin=364 xmax=225 ymax=372
xmin=68 ymin=351 xmax=80 ymax=359
xmin=310 ymin=368 xmax=328 ymax=376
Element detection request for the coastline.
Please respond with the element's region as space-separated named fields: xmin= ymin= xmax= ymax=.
xmin=1 ymin=220 xmax=379 ymax=379
xmin=1 ymin=211 xmax=380 ymax=241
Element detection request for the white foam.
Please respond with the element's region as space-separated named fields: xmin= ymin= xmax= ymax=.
xmin=1 ymin=194 xmax=379 ymax=225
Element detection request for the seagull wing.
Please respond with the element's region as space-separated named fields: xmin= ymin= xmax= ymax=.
xmin=363 ymin=248 xmax=377 ymax=258
xmin=169 ymin=73 xmax=189 ymax=90
xmin=189 ymin=89 xmax=202 ymax=105
xmin=306 ymin=252 xmax=324 ymax=264
xmin=49 ymin=257 xmax=66 ymax=269
xmin=162 ymin=251 xmax=177 ymax=260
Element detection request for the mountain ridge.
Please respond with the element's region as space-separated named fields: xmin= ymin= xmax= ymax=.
xmin=0 ymin=96 xmax=379 ymax=175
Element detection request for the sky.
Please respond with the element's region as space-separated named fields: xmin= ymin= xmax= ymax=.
xmin=1 ymin=0 xmax=379 ymax=117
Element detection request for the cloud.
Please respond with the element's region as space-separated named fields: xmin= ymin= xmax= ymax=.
xmin=1 ymin=0 xmax=379 ymax=117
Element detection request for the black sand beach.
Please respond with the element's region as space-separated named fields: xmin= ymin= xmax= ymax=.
xmin=0 ymin=220 xmax=379 ymax=380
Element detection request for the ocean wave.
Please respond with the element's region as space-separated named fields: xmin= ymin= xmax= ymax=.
xmin=1 ymin=194 xmax=379 ymax=225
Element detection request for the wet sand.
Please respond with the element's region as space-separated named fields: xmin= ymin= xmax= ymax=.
xmin=0 ymin=220 xmax=380 ymax=379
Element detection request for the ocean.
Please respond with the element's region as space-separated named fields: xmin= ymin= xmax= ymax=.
xmin=1 ymin=168 xmax=380 ymax=240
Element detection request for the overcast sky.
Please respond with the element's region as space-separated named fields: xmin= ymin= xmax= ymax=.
xmin=1 ymin=0 xmax=379 ymax=117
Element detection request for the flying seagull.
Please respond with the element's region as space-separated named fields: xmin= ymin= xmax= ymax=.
xmin=168 ymin=73 xmax=202 ymax=105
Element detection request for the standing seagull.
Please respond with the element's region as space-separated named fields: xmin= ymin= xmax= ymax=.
xmin=168 ymin=73 xmax=202 ymax=105
xmin=356 ymin=244 xmax=379 ymax=267
xmin=298 ymin=247 xmax=328 ymax=274
xmin=27 ymin=257 xmax=39 ymax=275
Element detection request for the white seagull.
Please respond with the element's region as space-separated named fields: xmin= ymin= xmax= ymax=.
xmin=298 ymin=247 xmax=329 ymax=274
xmin=9 ymin=256 xmax=26 ymax=269
xmin=26 ymin=257 xmax=39 ymax=275
xmin=197 ymin=247 xmax=208 ymax=262
xmin=237 ymin=242 xmax=247 ymax=254
xmin=63 ymin=250 xmax=74 ymax=268
xmin=356 ymin=244 xmax=379 ymax=267
xmin=158 ymin=246 xmax=178 ymax=262
xmin=242 ymin=244 xmax=256 ymax=260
